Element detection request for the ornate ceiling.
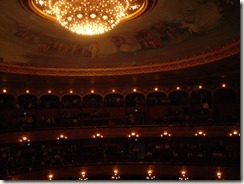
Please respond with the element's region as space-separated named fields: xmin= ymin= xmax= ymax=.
xmin=0 ymin=0 xmax=240 ymax=91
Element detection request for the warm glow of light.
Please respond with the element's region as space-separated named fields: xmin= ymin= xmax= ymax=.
xmin=81 ymin=171 xmax=86 ymax=176
xmin=48 ymin=174 xmax=53 ymax=180
xmin=154 ymin=87 xmax=158 ymax=91
xmin=19 ymin=136 xmax=30 ymax=142
xmin=222 ymin=83 xmax=226 ymax=88
xmin=133 ymin=88 xmax=137 ymax=92
xmin=2 ymin=89 xmax=7 ymax=93
xmin=33 ymin=0 xmax=131 ymax=35
xmin=48 ymin=90 xmax=52 ymax=94
xmin=114 ymin=169 xmax=118 ymax=175
xmin=179 ymin=170 xmax=189 ymax=180
xmin=128 ymin=131 xmax=139 ymax=137
xmin=198 ymin=85 xmax=202 ymax=89
xmin=93 ymin=133 xmax=103 ymax=138
xmin=181 ymin=171 xmax=186 ymax=176
xmin=26 ymin=90 xmax=30 ymax=93
xmin=160 ymin=131 xmax=171 ymax=137
xmin=176 ymin=86 xmax=180 ymax=90
xmin=91 ymin=90 xmax=94 ymax=93
xmin=195 ymin=131 xmax=206 ymax=136
xmin=79 ymin=171 xmax=88 ymax=180
xmin=69 ymin=90 xmax=73 ymax=94
xmin=57 ymin=134 xmax=68 ymax=140
xmin=146 ymin=169 xmax=155 ymax=180
xmin=112 ymin=169 xmax=120 ymax=179
xmin=148 ymin=169 xmax=153 ymax=175
xmin=228 ymin=130 xmax=240 ymax=136
xmin=216 ymin=171 xmax=223 ymax=180
xmin=112 ymin=89 xmax=116 ymax=93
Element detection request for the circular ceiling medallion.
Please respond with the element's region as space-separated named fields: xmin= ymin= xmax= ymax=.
xmin=20 ymin=0 xmax=157 ymax=23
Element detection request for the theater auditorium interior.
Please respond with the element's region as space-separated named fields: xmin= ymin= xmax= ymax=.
xmin=0 ymin=0 xmax=241 ymax=181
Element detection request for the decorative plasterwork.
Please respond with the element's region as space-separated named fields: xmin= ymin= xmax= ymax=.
xmin=0 ymin=40 xmax=239 ymax=77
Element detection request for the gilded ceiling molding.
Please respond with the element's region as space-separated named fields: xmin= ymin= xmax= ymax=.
xmin=0 ymin=40 xmax=240 ymax=77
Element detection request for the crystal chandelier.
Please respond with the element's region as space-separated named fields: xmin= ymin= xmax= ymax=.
xmin=33 ymin=0 xmax=132 ymax=35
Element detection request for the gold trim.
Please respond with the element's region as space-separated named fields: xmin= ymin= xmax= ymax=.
xmin=0 ymin=40 xmax=240 ymax=77
xmin=27 ymin=0 xmax=153 ymax=23
xmin=121 ymin=0 xmax=147 ymax=22
xmin=29 ymin=0 xmax=56 ymax=21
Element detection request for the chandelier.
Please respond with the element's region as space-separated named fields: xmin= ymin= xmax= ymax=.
xmin=31 ymin=0 xmax=147 ymax=35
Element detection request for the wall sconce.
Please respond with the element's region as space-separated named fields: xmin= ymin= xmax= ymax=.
xmin=48 ymin=174 xmax=53 ymax=180
xmin=216 ymin=171 xmax=224 ymax=180
xmin=93 ymin=133 xmax=103 ymax=138
xmin=79 ymin=171 xmax=88 ymax=180
xmin=228 ymin=130 xmax=240 ymax=136
xmin=146 ymin=169 xmax=155 ymax=180
xmin=111 ymin=169 xmax=120 ymax=180
xmin=19 ymin=136 xmax=30 ymax=143
xmin=179 ymin=170 xmax=189 ymax=180
xmin=195 ymin=131 xmax=206 ymax=136
xmin=160 ymin=131 xmax=171 ymax=137
xmin=57 ymin=134 xmax=68 ymax=140
xmin=128 ymin=132 xmax=139 ymax=138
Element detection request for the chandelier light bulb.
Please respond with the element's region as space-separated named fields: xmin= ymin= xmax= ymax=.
xmin=44 ymin=0 xmax=130 ymax=35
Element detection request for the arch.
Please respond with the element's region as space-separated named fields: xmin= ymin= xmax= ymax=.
xmin=190 ymin=89 xmax=212 ymax=106
xmin=83 ymin=94 xmax=103 ymax=108
xmin=61 ymin=94 xmax=82 ymax=108
xmin=104 ymin=93 xmax=124 ymax=107
xmin=146 ymin=91 xmax=167 ymax=106
xmin=17 ymin=94 xmax=38 ymax=109
xmin=125 ymin=92 xmax=146 ymax=107
xmin=0 ymin=93 xmax=15 ymax=109
xmin=213 ymin=88 xmax=236 ymax=104
xmin=168 ymin=91 xmax=189 ymax=106
xmin=213 ymin=88 xmax=237 ymax=123
xmin=39 ymin=94 xmax=60 ymax=109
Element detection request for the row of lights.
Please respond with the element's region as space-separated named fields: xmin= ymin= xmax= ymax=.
xmin=18 ymin=130 xmax=240 ymax=143
xmin=47 ymin=170 xmax=224 ymax=180
xmin=1 ymin=84 xmax=229 ymax=94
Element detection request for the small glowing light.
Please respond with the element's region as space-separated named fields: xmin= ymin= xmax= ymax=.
xmin=128 ymin=132 xmax=139 ymax=138
xmin=93 ymin=133 xmax=103 ymax=138
xmin=48 ymin=90 xmax=52 ymax=94
xmin=146 ymin=169 xmax=155 ymax=180
xmin=48 ymin=174 xmax=53 ymax=180
xmin=19 ymin=136 xmax=30 ymax=142
xmin=90 ymin=13 xmax=96 ymax=18
xmin=216 ymin=171 xmax=224 ymax=180
xmin=133 ymin=88 xmax=137 ymax=92
xmin=176 ymin=86 xmax=180 ymax=90
xmin=57 ymin=134 xmax=68 ymax=140
xmin=79 ymin=171 xmax=88 ymax=180
xmin=26 ymin=90 xmax=30 ymax=93
xmin=179 ymin=170 xmax=189 ymax=180
xmin=69 ymin=90 xmax=73 ymax=94
xmin=160 ymin=131 xmax=171 ymax=137
xmin=198 ymin=85 xmax=202 ymax=89
xmin=228 ymin=130 xmax=240 ymax=136
xmin=154 ymin=87 xmax=158 ymax=91
xmin=81 ymin=171 xmax=86 ymax=177
xmin=2 ymin=89 xmax=7 ymax=93
xmin=195 ymin=131 xmax=206 ymax=136
xmin=91 ymin=90 xmax=94 ymax=93
xmin=222 ymin=83 xmax=226 ymax=88
xmin=112 ymin=169 xmax=120 ymax=180
xmin=77 ymin=14 xmax=83 ymax=18
xmin=112 ymin=89 xmax=115 ymax=93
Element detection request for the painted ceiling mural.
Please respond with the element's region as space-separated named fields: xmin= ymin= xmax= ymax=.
xmin=0 ymin=0 xmax=240 ymax=69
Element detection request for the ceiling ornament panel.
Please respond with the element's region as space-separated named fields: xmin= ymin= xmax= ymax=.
xmin=0 ymin=40 xmax=239 ymax=77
